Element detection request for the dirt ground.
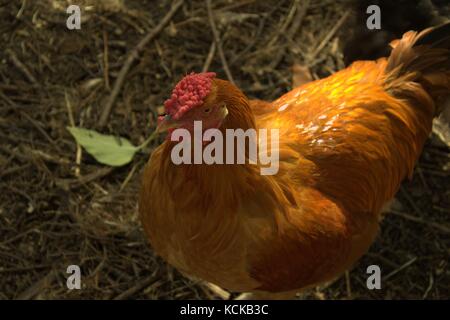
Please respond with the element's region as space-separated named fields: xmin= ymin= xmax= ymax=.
xmin=0 ymin=0 xmax=449 ymax=299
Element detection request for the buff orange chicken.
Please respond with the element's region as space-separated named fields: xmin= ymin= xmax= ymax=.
xmin=139 ymin=23 xmax=450 ymax=299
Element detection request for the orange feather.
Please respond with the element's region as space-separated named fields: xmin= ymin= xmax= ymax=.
xmin=139 ymin=24 xmax=450 ymax=295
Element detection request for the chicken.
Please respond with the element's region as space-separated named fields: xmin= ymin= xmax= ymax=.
xmin=139 ymin=23 xmax=450 ymax=299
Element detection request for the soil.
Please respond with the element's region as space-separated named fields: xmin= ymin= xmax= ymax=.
xmin=0 ymin=0 xmax=448 ymax=299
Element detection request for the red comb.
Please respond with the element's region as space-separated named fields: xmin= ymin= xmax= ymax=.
xmin=164 ymin=72 xmax=216 ymax=120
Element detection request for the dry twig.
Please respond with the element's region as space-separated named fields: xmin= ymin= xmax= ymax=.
xmin=6 ymin=49 xmax=38 ymax=85
xmin=202 ymin=41 xmax=216 ymax=73
xmin=206 ymin=0 xmax=235 ymax=85
xmin=308 ymin=10 xmax=350 ymax=61
xmin=98 ymin=0 xmax=185 ymax=128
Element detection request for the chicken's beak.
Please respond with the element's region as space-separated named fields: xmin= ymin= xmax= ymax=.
xmin=156 ymin=114 xmax=180 ymax=133
xmin=220 ymin=104 xmax=229 ymax=119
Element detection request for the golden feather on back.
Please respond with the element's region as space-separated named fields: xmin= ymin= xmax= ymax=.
xmin=139 ymin=24 xmax=449 ymax=293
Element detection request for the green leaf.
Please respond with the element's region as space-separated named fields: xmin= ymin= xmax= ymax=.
xmin=67 ymin=126 xmax=138 ymax=166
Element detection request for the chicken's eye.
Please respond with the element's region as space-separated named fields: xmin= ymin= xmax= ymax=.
xmin=203 ymin=108 xmax=211 ymax=113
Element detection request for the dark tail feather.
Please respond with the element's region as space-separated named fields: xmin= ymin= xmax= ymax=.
xmin=384 ymin=22 xmax=450 ymax=114
xmin=416 ymin=22 xmax=450 ymax=48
